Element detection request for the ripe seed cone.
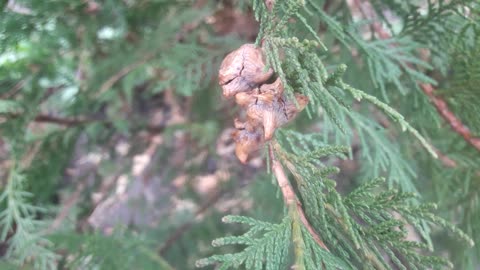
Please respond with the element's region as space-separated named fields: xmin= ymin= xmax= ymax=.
xmin=219 ymin=44 xmax=273 ymax=98
xmin=220 ymin=45 xmax=308 ymax=163
xmin=232 ymin=120 xmax=265 ymax=164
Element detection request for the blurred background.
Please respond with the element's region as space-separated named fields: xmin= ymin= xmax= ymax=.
xmin=0 ymin=1 xmax=282 ymax=269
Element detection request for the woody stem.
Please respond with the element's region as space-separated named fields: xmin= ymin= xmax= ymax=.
xmin=268 ymin=142 xmax=329 ymax=255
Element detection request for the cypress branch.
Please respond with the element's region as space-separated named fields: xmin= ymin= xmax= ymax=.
xmin=1 ymin=0 xmax=479 ymax=269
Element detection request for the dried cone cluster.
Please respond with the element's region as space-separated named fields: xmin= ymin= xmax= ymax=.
xmin=219 ymin=44 xmax=309 ymax=163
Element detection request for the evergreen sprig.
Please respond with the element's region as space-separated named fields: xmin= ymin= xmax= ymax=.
xmin=199 ymin=139 xmax=473 ymax=269
xmin=196 ymin=215 xmax=292 ymax=270
xmin=0 ymin=165 xmax=57 ymax=270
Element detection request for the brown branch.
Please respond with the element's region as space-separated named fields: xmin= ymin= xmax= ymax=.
xmin=268 ymin=143 xmax=329 ymax=251
xmin=354 ymin=0 xmax=480 ymax=153
xmin=433 ymin=147 xmax=458 ymax=168
xmin=34 ymin=114 xmax=98 ymax=126
xmin=269 ymin=144 xmax=296 ymax=205
xmin=421 ymin=84 xmax=480 ymax=151
xmin=296 ymin=202 xmax=329 ymax=251
xmin=5 ymin=112 xmax=166 ymax=134
xmin=46 ymin=181 xmax=86 ymax=234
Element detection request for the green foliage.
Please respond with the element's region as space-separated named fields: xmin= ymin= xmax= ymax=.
xmin=1 ymin=0 xmax=232 ymax=268
xmin=196 ymin=215 xmax=292 ymax=269
xmin=0 ymin=100 xmax=23 ymax=114
xmin=256 ymin=0 xmax=438 ymax=193
xmin=197 ymin=214 xmax=351 ymax=270
xmin=350 ymin=35 xmax=435 ymax=99
xmin=405 ymin=11 xmax=480 ymax=269
xmin=307 ymin=1 xmax=434 ymax=101
xmin=277 ymin=139 xmax=472 ymax=268
xmin=442 ymin=32 xmax=480 ymax=134
xmin=200 ymin=140 xmax=473 ymax=269
xmin=49 ymin=231 xmax=174 ymax=270
xmin=0 ymin=167 xmax=57 ymax=270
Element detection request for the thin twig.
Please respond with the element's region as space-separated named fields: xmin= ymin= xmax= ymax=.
xmin=268 ymin=143 xmax=329 ymax=251
xmin=3 ymin=112 xmax=103 ymax=126
xmin=6 ymin=112 xmax=166 ymax=134
xmin=19 ymin=141 xmax=42 ymax=169
xmin=46 ymin=182 xmax=86 ymax=234
xmin=433 ymin=147 xmax=458 ymax=168
xmin=34 ymin=114 xmax=98 ymax=126
xmin=421 ymin=84 xmax=480 ymax=151
xmin=269 ymin=144 xmax=297 ymax=205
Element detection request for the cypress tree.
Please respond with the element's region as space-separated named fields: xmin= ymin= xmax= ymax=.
xmin=0 ymin=0 xmax=479 ymax=269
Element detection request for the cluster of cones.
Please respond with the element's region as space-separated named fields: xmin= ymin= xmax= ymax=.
xmin=218 ymin=44 xmax=309 ymax=163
